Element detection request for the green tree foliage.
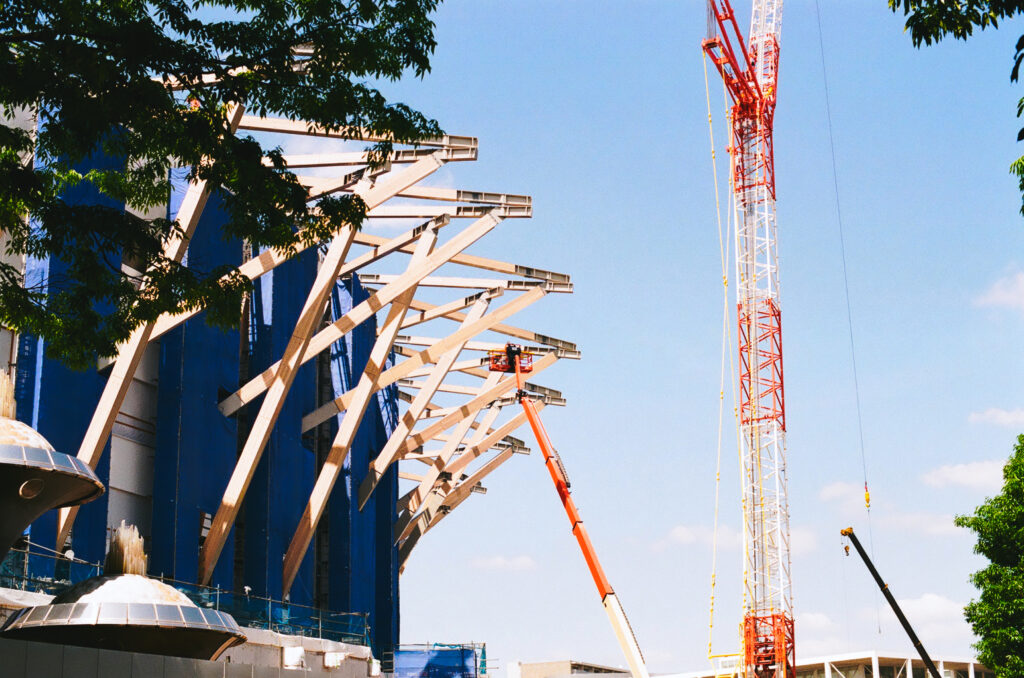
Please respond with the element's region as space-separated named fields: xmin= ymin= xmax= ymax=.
xmin=0 ymin=0 xmax=442 ymax=369
xmin=955 ymin=435 xmax=1024 ymax=678
xmin=889 ymin=1 xmax=1024 ymax=215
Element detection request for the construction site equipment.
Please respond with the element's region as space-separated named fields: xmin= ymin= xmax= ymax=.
xmin=702 ymin=2 xmax=792 ymax=678
xmin=840 ymin=528 xmax=941 ymax=678
xmin=488 ymin=343 xmax=649 ymax=678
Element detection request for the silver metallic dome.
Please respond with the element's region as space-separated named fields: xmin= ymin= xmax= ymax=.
xmin=0 ymin=416 xmax=104 ymax=560
xmin=0 ymin=574 xmax=246 ymax=660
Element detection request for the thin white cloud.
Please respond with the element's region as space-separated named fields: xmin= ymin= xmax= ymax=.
xmin=798 ymin=611 xmax=836 ymax=633
xmin=819 ymin=481 xmax=866 ymax=514
xmin=791 ymin=526 xmax=818 ymax=557
xmin=891 ymin=593 xmax=974 ymax=649
xmin=469 ymin=555 xmax=537 ymax=572
xmin=887 ymin=511 xmax=961 ymax=536
xmin=652 ymin=524 xmax=741 ymax=552
xmin=968 ymin=407 xmax=1024 ymax=427
xmin=975 ymin=271 xmax=1024 ymax=314
xmin=922 ymin=460 xmax=1004 ymax=492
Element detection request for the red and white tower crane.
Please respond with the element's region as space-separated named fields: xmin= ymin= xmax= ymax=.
xmin=702 ymin=2 xmax=793 ymax=678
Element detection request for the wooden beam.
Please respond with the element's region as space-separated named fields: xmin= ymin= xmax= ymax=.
xmin=196 ymin=226 xmax=357 ymax=584
xmin=196 ymin=151 xmax=451 ymax=583
xmin=149 ymin=216 xmax=447 ymax=342
xmin=398 ymin=290 xmax=501 ymax=330
xmin=394 ymin=374 xmax=500 ymax=530
xmin=280 ymin=231 xmax=435 ymax=595
xmin=360 ymin=275 xmax=571 ymax=293
xmin=394 ymin=403 xmax=532 ymax=544
xmin=351 ymin=232 xmax=570 ymax=284
xmin=404 ymin=299 xmax=577 ymax=352
xmin=300 ymin=287 xmax=548 ymax=433
xmin=357 ymin=295 xmax=493 ymax=509
xmin=220 ymin=211 xmax=505 ymax=417
xmin=57 ymin=103 xmax=246 ymax=549
xmin=237 ymin=114 xmax=478 ymax=150
xmin=386 ymin=353 xmax=556 ymax=468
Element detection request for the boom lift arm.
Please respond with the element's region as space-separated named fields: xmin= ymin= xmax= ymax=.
xmin=490 ymin=344 xmax=650 ymax=678
xmin=840 ymin=527 xmax=941 ymax=678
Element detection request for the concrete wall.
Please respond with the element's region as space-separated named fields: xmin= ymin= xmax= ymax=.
xmin=0 ymin=636 xmax=375 ymax=678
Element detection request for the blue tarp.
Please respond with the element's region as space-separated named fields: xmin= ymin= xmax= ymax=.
xmin=393 ymin=646 xmax=480 ymax=678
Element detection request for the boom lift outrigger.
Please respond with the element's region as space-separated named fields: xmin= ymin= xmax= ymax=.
xmin=488 ymin=343 xmax=650 ymax=678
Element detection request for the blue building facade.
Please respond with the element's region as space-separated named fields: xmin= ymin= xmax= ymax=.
xmin=14 ymin=168 xmax=401 ymax=656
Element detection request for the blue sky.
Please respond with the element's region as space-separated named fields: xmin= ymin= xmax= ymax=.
xmin=360 ymin=1 xmax=1024 ymax=673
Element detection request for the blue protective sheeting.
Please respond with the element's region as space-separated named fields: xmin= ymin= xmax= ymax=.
xmin=324 ymin=276 xmax=400 ymax=656
xmin=15 ymin=145 xmax=125 ymax=568
xmin=151 ymin=172 xmax=239 ymax=589
xmin=393 ymin=647 xmax=479 ymax=678
xmin=243 ymin=242 xmax=318 ymax=606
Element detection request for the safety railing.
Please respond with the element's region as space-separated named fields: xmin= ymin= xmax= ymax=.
xmin=0 ymin=547 xmax=370 ymax=646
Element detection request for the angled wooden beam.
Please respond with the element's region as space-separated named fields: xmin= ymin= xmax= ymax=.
xmin=360 ymin=275 xmax=572 ymax=293
xmin=396 ymin=187 xmax=531 ymax=207
xmin=195 ymin=152 xmax=451 ymax=583
xmin=403 ymin=357 xmax=487 ymax=379
xmin=399 ymin=399 xmax=503 ymax=520
xmin=398 ymin=290 xmax=501 ymax=330
xmin=270 ymin=148 xmax=438 ymax=169
xmin=57 ymin=103 xmax=246 ymax=549
xmin=237 ymin=115 xmax=478 ymax=150
xmin=357 ymin=294 xmax=494 ymax=509
xmin=301 ymin=287 xmax=548 ymax=433
xmin=394 ymin=337 xmax=579 ymax=359
xmin=394 ymin=402 xmax=531 ymax=544
xmin=197 ymin=226 xmax=357 ymax=583
xmin=399 ymin=431 xmax=533 ymax=570
xmin=280 ymin=231 xmax=435 ymax=595
xmin=404 ymin=299 xmax=577 ymax=352
xmin=149 ymin=216 xmax=447 ymax=341
xmin=387 ymin=353 xmax=555 ymax=459
xmin=353 ymin=233 xmax=568 ymax=284
xmin=367 ymin=205 xmax=530 ymax=219
xmin=220 ymin=211 xmax=506 ymax=417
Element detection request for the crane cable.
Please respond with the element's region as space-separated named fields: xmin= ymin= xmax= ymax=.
xmin=813 ymin=0 xmax=882 ymax=634
xmin=703 ymin=48 xmax=742 ymax=670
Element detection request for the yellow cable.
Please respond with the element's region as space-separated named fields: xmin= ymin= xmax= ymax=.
xmin=704 ymin=48 xmax=743 ymax=674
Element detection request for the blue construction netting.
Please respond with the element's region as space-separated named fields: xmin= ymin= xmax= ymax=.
xmin=391 ymin=644 xmax=486 ymax=678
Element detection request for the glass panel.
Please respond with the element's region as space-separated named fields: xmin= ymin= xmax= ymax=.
xmin=181 ymin=606 xmax=205 ymax=625
xmin=22 ymin=447 xmax=52 ymax=467
xmin=97 ymin=602 xmax=128 ymax=624
xmin=128 ymin=603 xmax=157 ymax=622
xmin=45 ymin=603 xmax=74 ymax=622
xmin=69 ymin=602 xmax=100 ymax=625
xmin=50 ymin=453 xmax=76 ymax=471
xmin=0 ymin=444 xmax=26 ymax=463
xmin=25 ymin=606 xmax=49 ymax=623
xmin=156 ymin=605 xmax=184 ymax=625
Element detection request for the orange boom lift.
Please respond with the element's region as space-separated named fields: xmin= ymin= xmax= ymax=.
xmin=488 ymin=343 xmax=650 ymax=678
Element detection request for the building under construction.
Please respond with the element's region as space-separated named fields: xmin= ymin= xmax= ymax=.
xmin=0 ymin=104 xmax=579 ymax=673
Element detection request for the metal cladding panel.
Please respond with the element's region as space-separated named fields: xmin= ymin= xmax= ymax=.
xmin=325 ymin=276 xmax=400 ymax=657
xmin=14 ymin=145 xmax=125 ymax=567
xmin=243 ymin=245 xmax=317 ymax=604
xmin=151 ymin=174 xmax=239 ymax=588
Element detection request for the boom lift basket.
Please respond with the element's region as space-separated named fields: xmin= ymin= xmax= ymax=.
xmin=488 ymin=347 xmax=533 ymax=373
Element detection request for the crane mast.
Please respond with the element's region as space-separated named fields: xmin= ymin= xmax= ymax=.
xmin=702 ymin=2 xmax=793 ymax=678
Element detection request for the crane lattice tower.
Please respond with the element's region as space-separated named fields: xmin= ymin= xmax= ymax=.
xmin=703 ymin=1 xmax=794 ymax=677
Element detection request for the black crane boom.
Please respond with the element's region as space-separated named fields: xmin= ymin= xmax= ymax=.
xmin=840 ymin=527 xmax=942 ymax=678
